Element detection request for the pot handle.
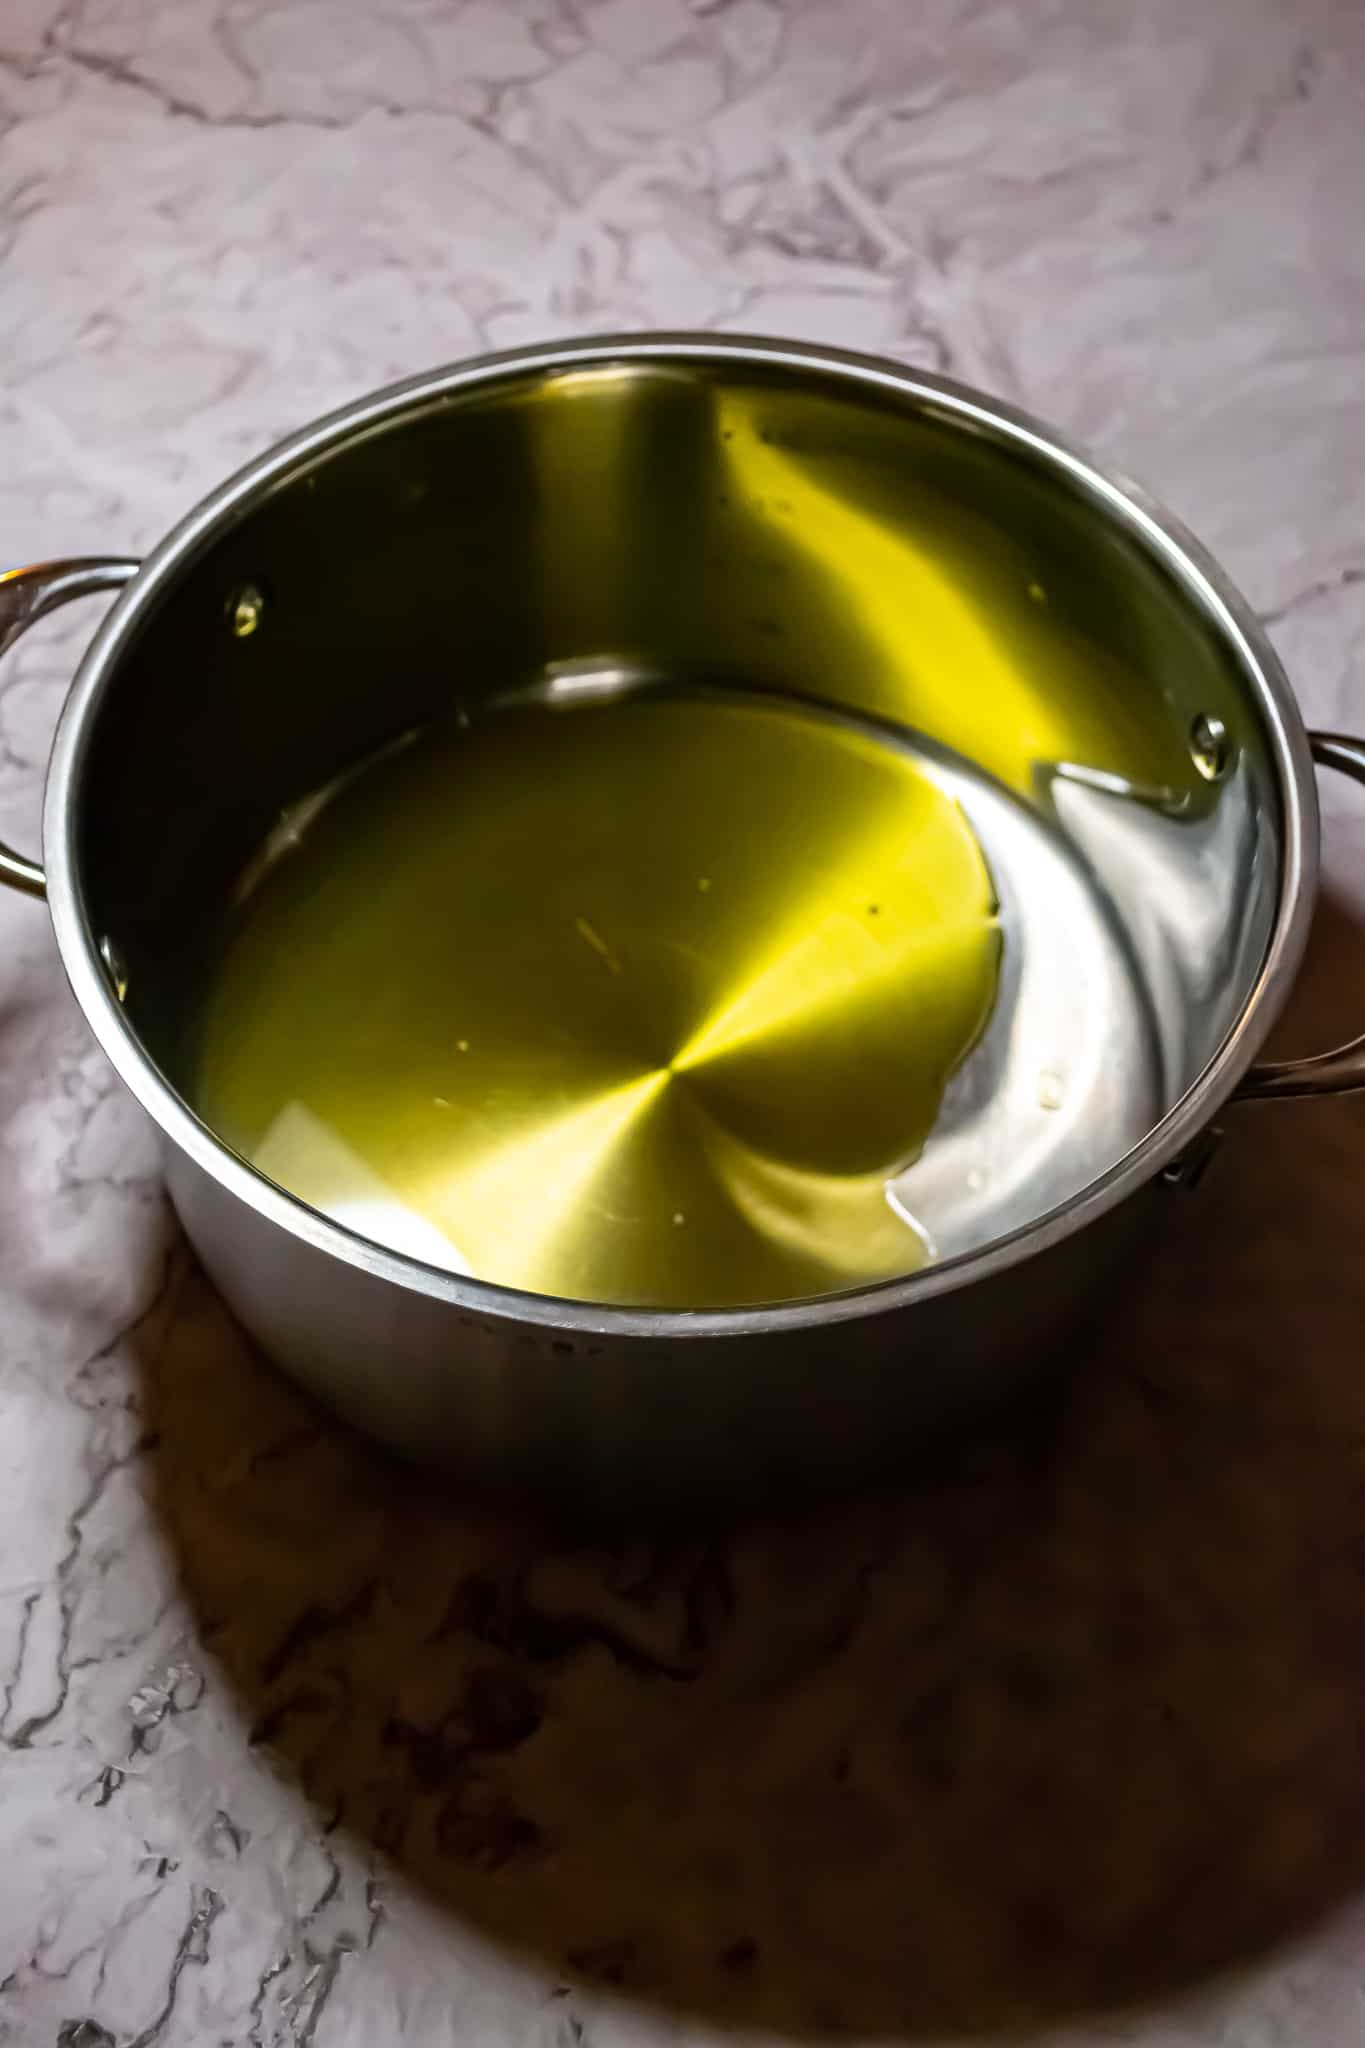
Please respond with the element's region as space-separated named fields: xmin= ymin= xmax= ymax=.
xmin=1237 ymin=730 xmax=1365 ymax=1101
xmin=0 ymin=557 xmax=140 ymax=899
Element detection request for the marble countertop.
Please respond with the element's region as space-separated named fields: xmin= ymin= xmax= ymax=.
xmin=4 ymin=1 xmax=1365 ymax=2042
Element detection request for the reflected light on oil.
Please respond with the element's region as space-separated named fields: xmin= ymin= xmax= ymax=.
xmin=420 ymin=1068 xmax=671 ymax=1285
xmin=717 ymin=393 xmax=1078 ymax=795
xmin=674 ymin=915 xmax=994 ymax=1075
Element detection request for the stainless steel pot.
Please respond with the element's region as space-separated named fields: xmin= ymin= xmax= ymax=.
xmin=3 ymin=336 xmax=1363 ymax=1504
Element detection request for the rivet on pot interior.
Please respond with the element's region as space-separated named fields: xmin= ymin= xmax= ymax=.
xmin=1190 ymin=711 xmax=1231 ymax=781
xmin=227 ymin=583 xmax=266 ymax=639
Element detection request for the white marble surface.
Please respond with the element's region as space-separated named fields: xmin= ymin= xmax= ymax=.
xmin=4 ymin=1 xmax=1365 ymax=2043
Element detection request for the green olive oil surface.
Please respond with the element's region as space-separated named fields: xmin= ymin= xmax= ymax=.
xmin=191 ymin=690 xmax=1001 ymax=1307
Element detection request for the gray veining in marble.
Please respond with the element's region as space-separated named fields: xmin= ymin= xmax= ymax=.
xmin=3 ymin=1 xmax=1365 ymax=2042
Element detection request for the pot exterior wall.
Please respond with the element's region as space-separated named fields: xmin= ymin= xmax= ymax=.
xmin=164 ymin=1125 xmax=1159 ymax=1508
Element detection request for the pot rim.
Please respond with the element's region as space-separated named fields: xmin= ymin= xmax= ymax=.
xmin=42 ymin=332 xmax=1318 ymax=1339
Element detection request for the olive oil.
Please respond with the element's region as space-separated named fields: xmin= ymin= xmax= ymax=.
xmin=191 ymin=687 xmax=1001 ymax=1308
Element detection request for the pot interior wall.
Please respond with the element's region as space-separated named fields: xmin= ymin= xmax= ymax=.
xmin=73 ymin=357 xmax=1280 ymax=1121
